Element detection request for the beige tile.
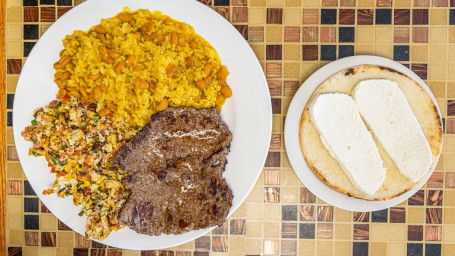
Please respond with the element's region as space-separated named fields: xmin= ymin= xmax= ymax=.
xmin=229 ymin=236 xmax=245 ymax=252
xmin=334 ymin=208 xmax=351 ymax=222
xmin=55 ymin=248 xmax=71 ymax=256
xmin=355 ymin=45 xmax=374 ymax=55
xmin=251 ymin=44 xmax=265 ymax=60
xmin=301 ymin=63 xmax=319 ymax=80
xmin=450 ymin=28 xmax=455 ymax=43
xmin=283 ymin=8 xmax=301 ymax=25
xmin=429 ymin=63 xmax=447 ymax=80
xmin=388 ymin=225 xmax=406 ymax=241
xmin=263 ymin=204 xmax=281 ymax=221
xmin=273 ymin=115 xmax=283 ymax=132
xmin=7 ymin=162 xmax=23 ymax=179
xmin=284 ymin=62 xmax=300 ymax=79
xmin=246 ymin=203 xmax=263 ymax=220
xmin=7 ymin=7 xmax=22 ymax=22
xmin=411 ymin=45 xmax=428 ymax=62
xmin=437 ymin=100 xmax=447 ymax=116
xmin=370 ymin=224 xmax=388 ymax=241
xmin=249 ymin=8 xmax=266 ymax=24
xmin=430 ymin=45 xmax=447 ymax=62
xmin=250 ymin=0 xmax=266 ymax=6
xmin=6 ymin=24 xmax=21 ymax=40
xmin=375 ymin=27 xmax=393 ymax=43
xmin=444 ymin=190 xmax=455 ymax=206
xmin=356 ymin=27 xmax=374 ymax=43
xmin=6 ymin=41 xmax=23 ymax=58
xmin=374 ymin=45 xmax=393 ymax=59
xmin=7 ymin=75 xmax=19 ymax=93
xmin=266 ymin=26 xmax=283 ymax=42
xmin=39 ymin=247 xmax=56 ymax=256
xmin=334 ymin=241 xmax=351 ymax=256
xmin=448 ymin=64 xmax=455 ymax=81
xmin=6 ymin=0 xmax=22 ymax=8
xmin=302 ymin=0 xmax=321 ymax=7
xmin=57 ymin=232 xmax=73 ymax=247
xmin=246 ymin=238 xmax=262 ymax=254
xmin=357 ymin=0 xmax=375 ymax=6
xmin=23 ymin=247 xmax=39 ymax=256
xmin=408 ymin=207 xmax=425 ymax=223
xmin=7 ymin=197 xmax=23 ymax=213
xmin=443 ymin=226 xmax=455 ymax=242
xmin=371 ymin=242 xmax=387 ymax=256
xmin=263 ymin=239 xmax=279 ymax=254
xmin=429 ymin=82 xmax=446 ymax=98
xmin=446 ymin=154 xmax=455 ymax=169
xmin=388 ymin=243 xmax=406 ymax=255
xmin=443 ymin=244 xmax=455 ymax=256
xmin=299 ymin=241 xmax=316 ymax=256
xmin=447 ymin=136 xmax=455 ymax=152
xmin=267 ymin=0 xmax=284 ymax=6
xmin=335 ymin=224 xmax=352 ymax=240
xmin=246 ymin=183 xmax=262 ymax=202
xmin=40 ymin=214 xmax=57 ymax=230
xmin=8 ymin=229 xmax=24 ymax=245
xmin=175 ymin=240 xmax=194 ymax=250
xmin=8 ymin=214 xmax=23 ymax=230
xmin=263 ymin=221 xmax=280 ymax=238
xmin=317 ymin=241 xmax=333 ymax=255
xmin=281 ymin=168 xmax=300 ymax=186
xmin=444 ymin=208 xmax=455 ymax=224
xmin=231 ymin=202 xmax=246 ymax=219
xmin=394 ymin=0 xmax=412 ymax=6
xmin=286 ymin=0 xmax=301 ymax=6
xmin=284 ymin=44 xmax=301 ymax=61
xmin=430 ymin=27 xmax=447 ymax=43
xmin=430 ymin=9 xmax=447 ymax=25
xmin=246 ymin=221 xmax=262 ymax=237
xmin=124 ymin=250 xmax=140 ymax=256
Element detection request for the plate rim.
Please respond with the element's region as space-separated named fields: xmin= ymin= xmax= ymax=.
xmin=12 ymin=0 xmax=272 ymax=250
xmin=284 ymin=55 xmax=443 ymax=212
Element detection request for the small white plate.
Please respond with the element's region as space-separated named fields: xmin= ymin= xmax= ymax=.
xmin=13 ymin=0 xmax=272 ymax=250
xmin=284 ymin=55 xmax=442 ymax=212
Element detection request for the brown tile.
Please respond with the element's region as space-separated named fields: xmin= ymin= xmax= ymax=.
xmin=427 ymin=172 xmax=444 ymax=188
xmin=233 ymin=0 xmax=248 ymax=5
xmin=264 ymin=169 xmax=280 ymax=185
xmin=317 ymin=206 xmax=333 ymax=222
xmin=447 ymin=119 xmax=455 ymax=134
xmin=377 ymin=0 xmax=392 ymax=6
xmin=284 ymin=26 xmax=300 ymax=42
xmin=58 ymin=220 xmax=71 ymax=230
xmin=452 ymin=0 xmax=455 ymax=6
xmin=449 ymin=100 xmax=455 ymax=116
xmin=232 ymin=7 xmax=248 ymax=22
xmin=212 ymin=221 xmax=228 ymax=235
xmin=426 ymin=208 xmax=442 ymax=224
xmin=41 ymin=202 xmax=50 ymax=213
xmin=394 ymin=9 xmax=411 ymax=25
xmin=271 ymin=97 xmax=281 ymax=114
xmin=268 ymin=80 xmax=282 ymax=96
xmin=91 ymin=249 xmax=106 ymax=256
xmin=7 ymin=146 xmax=19 ymax=161
xmin=234 ymin=25 xmax=248 ymax=40
xmin=75 ymin=233 xmax=90 ymax=248
xmin=24 ymin=7 xmax=39 ymax=22
xmin=25 ymin=231 xmax=39 ymax=246
xmin=41 ymin=7 xmax=56 ymax=22
xmin=212 ymin=236 xmax=228 ymax=252
xmin=41 ymin=232 xmax=56 ymax=247
xmin=7 ymin=59 xmax=22 ymax=74
xmin=7 ymin=180 xmax=22 ymax=195
xmin=266 ymin=45 xmax=282 ymax=60
xmin=175 ymin=252 xmax=191 ymax=256
xmin=281 ymin=240 xmax=296 ymax=255
xmin=302 ymin=45 xmax=318 ymax=60
xmin=265 ymin=151 xmax=280 ymax=167
xmin=284 ymin=81 xmax=299 ymax=97
xmin=92 ymin=241 xmax=106 ymax=248
xmin=74 ymin=248 xmax=89 ymax=256
xmin=411 ymin=64 xmax=427 ymax=80
xmin=409 ymin=190 xmax=425 ymax=205
xmin=317 ymin=223 xmax=333 ymax=239
xmin=340 ymin=0 xmax=356 ymax=6
xmin=446 ymin=172 xmax=455 ymax=188
xmin=353 ymin=212 xmax=369 ymax=222
xmin=415 ymin=0 xmax=430 ymax=6
xmin=357 ymin=9 xmax=374 ymax=25
xmin=230 ymin=219 xmax=246 ymax=235
xmin=413 ymin=9 xmax=428 ymax=24
xmin=432 ymin=0 xmax=448 ymax=6
xmin=413 ymin=27 xmax=428 ymax=43
xmin=426 ymin=226 xmax=442 ymax=241
xmin=107 ymin=249 xmax=122 ymax=256
xmin=322 ymin=0 xmax=338 ymax=6
xmin=426 ymin=190 xmax=443 ymax=206
xmin=394 ymin=27 xmax=410 ymax=43
xmin=320 ymin=27 xmax=336 ymax=42
xmin=195 ymin=236 xmax=210 ymax=251
xmin=74 ymin=0 xmax=87 ymax=6
xmin=269 ymin=134 xmax=281 ymax=150
xmin=193 ymin=252 xmax=208 ymax=256
xmin=8 ymin=247 xmax=22 ymax=256
xmin=214 ymin=7 xmax=230 ymax=21
xmin=302 ymin=27 xmax=318 ymax=42
xmin=390 ymin=207 xmax=406 ymax=223
xmin=266 ymin=63 xmax=282 ymax=78
xmin=300 ymin=205 xmax=315 ymax=221
xmin=267 ymin=8 xmax=283 ymax=24
xmin=57 ymin=7 xmax=71 ymax=18
xmin=300 ymin=188 xmax=316 ymax=203
xmin=408 ymin=225 xmax=423 ymax=241
xmin=303 ymin=9 xmax=318 ymax=24
xmin=264 ymin=187 xmax=280 ymax=202
xmin=249 ymin=27 xmax=264 ymax=42
xmin=339 ymin=9 xmax=355 ymax=24
xmin=353 ymin=224 xmax=369 ymax=240
xmin=197 ymin=0 xmax=212 ymax=5
xmin=141 ymin=251 xmax=158 ymax=256
xmin=282 ymin=222 xmax=297 ymax=238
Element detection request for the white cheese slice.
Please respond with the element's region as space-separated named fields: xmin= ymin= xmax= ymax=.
xmin=353 ymin=79 xmax=432 ymax=182
xmin=309 ymin=93 xmax=386 ymax=195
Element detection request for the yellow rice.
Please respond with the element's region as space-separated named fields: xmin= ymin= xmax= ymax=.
xmin=55 ymin=7 xmax=228 ymax=127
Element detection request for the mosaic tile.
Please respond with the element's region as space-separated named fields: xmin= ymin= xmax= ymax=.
xmin=322 ymin=0 xmax=337 ymax=6
xmin=24 ymin=7 xmax=39 ymax=22
xmin=353 ymin=224 xmax=369 ymax=240
xmin=357 ymin=9 xmax=374 ymax=25
xmin=394 ymin=27 xmax=410 ymax=43
xmin=8 ymin=247 xmax=22 ymax=256
xmin=40 ymin=6 xmax=55 ymax=22
xmin=446 ymin=172 xmax=455 ymax=187
xmin=214 ymin=7 xmax=230 ymax=21
xmin=23 ymin=0 xmax=39 ymax=6
xmin=393 ymin=45 xmax=410 ymax=61
xmin=282 ymin=223 xmax=297 ymax=238
xmin=426 ymin=226 xmax=442 ymax=241
xmin=321 ymin=45 xmax=336 ymax=60
xmin=317 ymin=223 xmax=333 ymax=239
xmin=299 ymin=223 xmax=315 ymax=239
xmin=450 ymin=9 xmax=455 ymax=24
xmin=426 ymin=244 xmax=441 ymax=255
xmin=317 ymin=206 xmax=333 ymax=222
xmin=7 ymin=59 xmax=22 ymax=74
xmin=266 ymin=45 xmax=282 ymax=60
xmin=340 ymin=0 xmax=356 ymax=6
xmin=24 ymin=215 xmax=39 ymax=230
xmin=263 ymin=240 xmax=279 ymax=254
xmin=73 ymin=248 xmax=89 ymax=256
xmin=40 ymin=0 xmax=54 ymax=4
xmin=339 ymin=27 xmax=355 ymax=42
xmin=407 ymin=243 xmax=423 ymax=256
xmin=41 ymin=232 xmax=56 ymax=247
xmin=302 ymin=9 xmax=318 ymax=24
xmin=394 ymin=9 xmax=411 ymax=25
xmin=408 ymin=225 xmax=424 ymax=241
xmin=299 ymin=205 xmax=315 ymax=221
xmin=197 ymin=0 xmax=212 ymax=5
xmin=302 ymin=27 xmax=317 ymax=42
xmin=320 ymin=27 xmax=336 ymax=42
xmin=233 ymin=0 xmax=247 ymax=5
xmin=214 ymin=0 xmax=229 ymax=6
xmin=24 ymin=231 xmax=39 ymax=246
xmin=376 ymin=9 xmax=392 ymax=24
xmin=353 ymin=242 xmax=369 ymax=256
xmin=249 ymin=26 xmax=264 ymax=42
xmin=412 ymin=27 xmax=429 ymax=43
xmin=413 ymin=9 xmax=429 ymax=25
xmin=212 ymin=236 xmax=228 ymax=252
xmin=302 ymin=45 xmax=318 ymax=60
xmin=212 ymin=221 xmax=228 ymax=235
xmin=7 ymin=180 xmax=22 ymax=195
xmin=282 ymin=205 xmax=298 ymax=221
xmin=283 ymin=26 xmax=299 ymax=42
xmin=339 ymin=45 xmax=354 ymax=58
xmin=267 ymin=80 xmax=281 ymax=96
xmin=267 ymin=8 xmax=282 ymax=24
xmin=281 ymin=240 xmax=296 ymax=255
xmin=57 ymin=0 xmax=72 ymax=6
xmin=232 ymin=7 xmax=248 ymax=22
xmin=409 ymin=190 xmax=425 ymax=205
xmin=24 ymin=181 xmax=36 ymax=196
xmin=284 ymin=81 xmax=299 ymax=97
xmin=321 ymin=9 xmax=337 ymax=24
xmin=57 ymin=7 xmax=71 ymax=18
xmin=339 ymin=9 xmax=355 ymax=24
xmin=7 ymin=112 xmax=13 ymax=127
xmin=426 ymin=190 xmax=443 ymax=206
xmin=415 ymin=0 xmax=430 ymax=6
xmin=372 ymin=209 xmax=388 ymax=223
xmin=426 ymin=208 xmax=442 ymax=224
xmin=266 ymin=63 xmax=282 ymax=78
xmin=24 ymin=198 xmax=39 ymax=213
xmin=378 ymin=0 xmax=392 ymax=7
xmin=411 ymin=64 xmax=428 ymax=80
xmin=353 ymin=212 xmax=370 ymax=222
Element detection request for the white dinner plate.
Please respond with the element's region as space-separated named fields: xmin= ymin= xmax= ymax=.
xmin=284 ymin=55 xmax=443 ymax=212
xmin=13 ymin=0 xmax=272 ymax=250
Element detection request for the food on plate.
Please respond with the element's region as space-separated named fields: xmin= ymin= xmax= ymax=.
xmin=22 ymin=8 xmax=233 ymax=239
xmin=309 ymin=93 xmax=386 ymax=196
xmin=114 ymin=107 xmax=232 ymax=235
xmin=53 ymin=8 xmax=231 ymax=127
xmin=300 ymin=65 xmax=442 ymax=200
xmin=353 ymin=79 xmax=432 ymax=182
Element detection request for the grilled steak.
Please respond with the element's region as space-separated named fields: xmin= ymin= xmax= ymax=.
xmin=113 ymin=107 xmax=233 ymax=235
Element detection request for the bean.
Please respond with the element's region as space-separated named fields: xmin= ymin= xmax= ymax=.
xmin=88 ymin=72 xmax=100 ymax=81
xmin=156 ymin=34 xmax=164 ymax=44
xmin=220 ymin=84 xmax=232 ymax=98
xmin=114 ymin=61 xmax=125 ymax=74
xmin=203 ymin=64 xmax=212 ymax=76
xmin=217 ymin=66 xmax=229 ymax=80
xmin=215 ymin=105 xmax=221 ymax=113
xmin=166 ymin=64 xmax=178 ymax=77
xmin=95 ymin=25 xmax=105 ymax=34
xmin=132 ymin=65 xmax=141 ymax=71
xmin=59 ymin=56 xmax=72 ymax=69
xmin=190 ymin=40 xmax=197 ymax=49
xmin=92 ymin=86 xmax=102 ymax=100
xmin=107 ymin=102 xmax=117 ymax=111
xmin=96 ymin=33 xmax=105 ymax=40
xmin=185 ymin=57 xmax=194 ymax=66
xmin=100 ymin=84 xmax=108 ymax=92
xmin=128 ymin=117 xmax=136 ymax=126
xmin=134 ymin=77 xmax=149 ymax=89
xmin=117 ymin=13 xmax=133 ymax=22
xmin=164 ymin=18 xmax=171 ymax=25
xmin=215 ymin=94 xmax=225 ymax=106
xmin=108 ymin=50 xmax=120 ymax=59
xmin=54 ymin=72 xmax=62 ymax=79
xmin=171 ymin=32 xmax=179 ymax=45
xmin=98 ymin=107 xmax=110 ymax=117
xmin=143 ymin=34 xmax=154 ymax=41
xmin=100 ymin=45 xmax=108 ymax=54
xmin=61 ymin=72 xmax=70 ymax=80
xmin=59 ymin=89 xmax=67 ymax=96
xmin=217 ymin=78 xmax=225 ymax=85
xmin=156 ymin=98 xmax=169 ymax=112
xmin=128 ymin=90 xmax=136 ymax=100
xmin=149 ymin=81 xmax=156 ymax=89
xmin=141 ymin=21 xmax=154 ymax=32
xmin=55 ymin=79 xmax=65 ymax=89
xmin=204 ymin=76 xmax=212 ymax=86
xmin=68 ymin=90 xmax=81 ymax=97
xmin=66 ymin=86 xmax=77 ymax=91
xmin=134 ymin=31 xmax=141 ymax=41
xmin=53 ymin=62 xmax=61 ymax=69
xmin=80 ymin=86 xmax=87 ymax=97
xmin=126 ymin=55 xmax=136 ymax=67
xmin=196 ymin=79 xmax=206 ymax=90
xmin=59 ymin=50 xmax=65 ymax=57
xmin=102 ymin=55 xmax=114 ymax=64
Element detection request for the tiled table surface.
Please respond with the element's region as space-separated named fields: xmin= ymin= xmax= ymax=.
xmin=4 ymin=0 xmax=455 ymax=255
